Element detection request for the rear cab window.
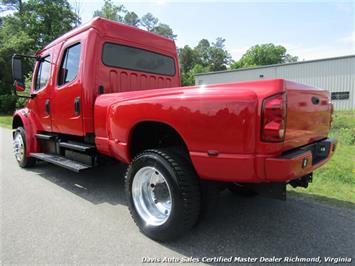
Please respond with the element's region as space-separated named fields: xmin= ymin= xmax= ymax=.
xmin=102 ymin=42 xmax=176 ymax=76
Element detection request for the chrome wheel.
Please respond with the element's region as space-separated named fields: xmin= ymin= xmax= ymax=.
xmin=13 ymin=131 xmax=25 ymax=162
xmin=132 ymin=166 xmax=172 ymax=226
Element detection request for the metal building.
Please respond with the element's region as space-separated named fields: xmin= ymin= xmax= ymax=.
xmin=195 ymin=55 xmax=355 ymax=110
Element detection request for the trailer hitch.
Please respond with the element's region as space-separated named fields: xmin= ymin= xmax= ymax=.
xmin=289 ymin=173 xmax=313 ymax=188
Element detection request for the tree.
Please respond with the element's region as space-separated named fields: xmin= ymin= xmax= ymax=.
xmin=140 ymin=12 xmax=176 ymax=39
xmin=140 ymin=13 xmax=158 ymax=31
xmin=194 ymin=39 xmax=211 ymax=67
xmin=0 ymin=0 xmax=80 ymax=113
xmin=124 ymin=11 xmax=139 ymax=27
xmin=179 ymin=38 xmax=232 ymax=86
xmin=231 ymin=43 xmax=298 ymax=69
xmin=181 ymin=64 xmax=209 ymax=86
xmin=179 ymin=45 xmax=197 ymax=74
xmin=213 ymin=37 xmax=226 ymax=49
xmin=194 ymin=38 xmax=231 ymax=71
xmin=0 ymin=0 xmax=23 ymax=15
xmin=21 ymin=0 xmax=80 ymax=50
xmin=93 ymin=0 xmax=126 ymax=22
xmin=71 ymin=0 xmax=82 ymax=26
xmin=0 ymin=16 xmax=34 ymax=97
xmin=209 ymin=38 xmax=232 ymax=71
xmin=152 ymin=23 xmax=176 ymax=39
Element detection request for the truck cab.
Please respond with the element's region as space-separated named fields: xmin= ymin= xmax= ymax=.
xmin=11 ymin=17 xmax=336 ymax=241
xmin=16 ymin=17 xmax=180 ymax=137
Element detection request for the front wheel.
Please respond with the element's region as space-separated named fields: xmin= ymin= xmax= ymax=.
xmin=13 ymin=127 xmax=36 ymax=168
xmin=125 ymin=149 xmax=200 ymax=241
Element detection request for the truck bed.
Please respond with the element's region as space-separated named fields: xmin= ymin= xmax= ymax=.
xmin=94 ymin=79 xmax=334 ymax=183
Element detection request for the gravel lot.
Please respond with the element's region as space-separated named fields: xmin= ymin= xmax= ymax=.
xmin=1 ymin=127 xmax=354 ymax=264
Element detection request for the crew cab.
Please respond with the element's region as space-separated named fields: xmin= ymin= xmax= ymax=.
xmin=11 ymin=17 xmax=336 ymax=241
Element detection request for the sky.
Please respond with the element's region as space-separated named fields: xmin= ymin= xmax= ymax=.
xmin=73 ymin=0 xmax=354 ymax=61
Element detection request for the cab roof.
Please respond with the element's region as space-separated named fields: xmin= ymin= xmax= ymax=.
xmin=39 ymin=17 xmax=177 ymax=55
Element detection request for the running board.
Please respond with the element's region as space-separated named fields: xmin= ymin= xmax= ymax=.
xmin=35 ymin=134 xmax=57 ymax=141
xmin=59 ymin=141 xmax=95 ymax=153
xmin=30 ymin=153 xmax=92 ymax=172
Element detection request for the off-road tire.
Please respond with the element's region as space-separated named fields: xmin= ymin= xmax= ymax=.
xmin=125 ymin=149 xmax=200 ymax=241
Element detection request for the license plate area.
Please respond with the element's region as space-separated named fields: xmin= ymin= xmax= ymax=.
xmin=302 ymin=139 xmax=331 ymax=165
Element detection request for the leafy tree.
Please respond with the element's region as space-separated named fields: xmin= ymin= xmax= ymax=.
xmin=93 ymin=0 xmax=126 ymax=22
xmin=284 ymin=53 xmax=298 ymax=63
xmin=194 ymin=39 xmax=211 ymax=67
xmin=124 ymin=11 xmax=139 ymax=27
xmin=179 ymin=38 xmax=231 ymax=86
xmin=140 ymin=12 xmax=158 ymax=31
xmin=231 ymin=43 xmax=298 ymax=69
xmin=21 ymin=0 xmax=80 ymax=50
xmin=181 ymin=64 xmax=209 ymax=86
xmin=209 ymin=47 xmax=231 ymax=71
xmin=93 ymin=4 xmax=176 ymax=39
xmin=0 ymin=16 xmax=34 ymax=97
xmin=179 ymin=45 xmax=197 ymax=74
xmin=152 ymin=23 xmax=176 ymax=39
xmin=140 ymin=12 xmax=176 ymax=39
xmin=213 ymin=37 xmax=226 ymax=49
xmin=0 ymin=0 xmax=80 ymax=113
xmin=0 ymin=0 xmax=23 ymax=15
xmin=194 ymin=38 xmax=231 ymax=71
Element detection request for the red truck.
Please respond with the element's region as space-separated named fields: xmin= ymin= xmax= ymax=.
xmin=11 ymin=17 xmax=336 ymax=241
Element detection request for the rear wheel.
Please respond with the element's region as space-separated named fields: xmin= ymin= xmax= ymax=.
xmin=125 ymin=149 xmax=200 ymax=241
xmin=13 ymin=127 xmax=36 ymax=168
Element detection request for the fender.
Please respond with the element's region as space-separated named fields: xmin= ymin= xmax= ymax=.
xmin=94 ymin=87 xmax=258 ymax=170
xmin=12 ymin=108 xmax=41 ymax=157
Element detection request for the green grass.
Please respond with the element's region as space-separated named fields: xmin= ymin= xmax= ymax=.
xmin=289 ymin=110 xmax=355 ymax=207
xmin=0 ymin=115 xmax=12 ymax=128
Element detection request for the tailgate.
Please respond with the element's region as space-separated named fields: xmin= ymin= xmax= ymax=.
xmin=283 ymin=81 xmax=332 ymax=151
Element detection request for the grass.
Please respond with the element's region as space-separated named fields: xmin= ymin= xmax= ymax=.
xmin=0 ymin=115 xmax=12 ymax=128
xmin=288 ymin=110 xmax=355 ymax=207
xmin=1 ymin=111 xmax=354 ymax=206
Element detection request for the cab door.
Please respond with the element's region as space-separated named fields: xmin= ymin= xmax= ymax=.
xmin=51 ymin=42 xmax=83 ymax=136
xmin=30 ymin=54 xmax=53 ymax=132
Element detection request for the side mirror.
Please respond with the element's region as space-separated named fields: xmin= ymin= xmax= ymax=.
xmin=12 ymin=54 xmax=24 ymax=82
xmin=15 ymin=80 xmax=25 ymax=92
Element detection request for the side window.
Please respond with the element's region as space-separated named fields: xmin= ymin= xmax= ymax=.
xmin=102 ymin=43 xmax=176 ymax=76
xmin=34 ymin=55 xmax=51 ymax=91
xmin=58 ymin=43 xmax=81 ymax=86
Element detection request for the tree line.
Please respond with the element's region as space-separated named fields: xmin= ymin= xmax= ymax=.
xmin=0 ymin=0 xmax=298 ymax=113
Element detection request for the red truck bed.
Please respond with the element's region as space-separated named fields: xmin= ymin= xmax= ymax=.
xmin=94 ymin=79 xmax=335 ymax=183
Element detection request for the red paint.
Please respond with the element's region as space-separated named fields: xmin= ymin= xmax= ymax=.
xmin=14 ymin=18 xmax=335 ymax=183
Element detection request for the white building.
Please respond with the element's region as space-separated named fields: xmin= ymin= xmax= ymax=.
xmin=195 ymin=55 xmax=355 ymax=110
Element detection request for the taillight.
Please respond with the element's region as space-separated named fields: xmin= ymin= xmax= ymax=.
xmin=261 ymin=93 xmax=287 ymax=142
xmin=329 ymin=102 xmax=334 ymax=128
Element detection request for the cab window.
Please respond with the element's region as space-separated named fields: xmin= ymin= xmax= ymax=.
xmin=34 ymin=55 xmax=51 ymax=91
xmin=58 ymin=43 xmax=81 ymax=86
xmin=102 ymin=42 xmax=176 ymax=76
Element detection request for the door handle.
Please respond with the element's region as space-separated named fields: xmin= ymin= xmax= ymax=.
xmin=98 ymin=85 xmax=104 ymax=94
xmin=45 ymin=99 xmax=50 ymax=115
xmin=74 ymin=97 xmax=80 ymax=116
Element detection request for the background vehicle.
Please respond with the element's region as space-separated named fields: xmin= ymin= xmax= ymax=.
xmin=11 ymin=17 xmax=336 ymax=241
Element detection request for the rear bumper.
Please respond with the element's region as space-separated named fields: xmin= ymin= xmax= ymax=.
xmin=190 ymin=138 xmax=336 ymax=183
xmin=265 ymin=138 xmax=337 ymax=182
